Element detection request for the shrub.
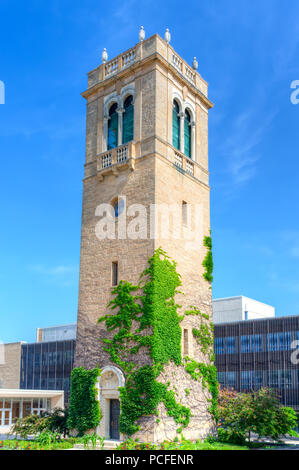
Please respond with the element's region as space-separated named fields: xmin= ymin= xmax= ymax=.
xmin=42 ymin=407 xmax=69 ymax=437
xmin=218 ymin=387 xmax=298 ymax=443
xmin=10 ymin=414 xmax=48 ymax=439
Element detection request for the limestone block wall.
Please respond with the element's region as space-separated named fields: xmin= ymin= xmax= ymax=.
xmin=0 ymin=343 xmax=22 ymax=389
xmin=75 ymin=34 xmax=215 ymax=442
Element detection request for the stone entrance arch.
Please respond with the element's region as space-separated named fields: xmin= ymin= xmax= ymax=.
xmin=96 ymin=366 xmax=125 ymax=440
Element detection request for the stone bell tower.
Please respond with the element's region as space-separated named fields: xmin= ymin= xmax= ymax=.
xmin=75 ymin=28 xmax=215 ymax=442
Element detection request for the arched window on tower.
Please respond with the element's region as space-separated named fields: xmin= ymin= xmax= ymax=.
xmin=108 ymin=103 xmax=118 ymax=149
xmin=172 ymin=100 xmax=180 ymax=150
xmin=184 ymin=109 xmax=192 ymax=159
xmin=122 ymin=95 xmax=134 ymax=144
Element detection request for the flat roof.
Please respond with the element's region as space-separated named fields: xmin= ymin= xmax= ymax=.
xmin=214 ymin=314 xmax=299 ymax=327
xmin=0 ymin=389 xmax=64 ymax=398
xmin=37 ymin=323 xmax=77 ymax=330
xmin=213 ymin=296 xmax=274 ymax=308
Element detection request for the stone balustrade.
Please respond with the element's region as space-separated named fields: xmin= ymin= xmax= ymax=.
xmin=173 ymin=148 xmax=194 ymax=177
xmin=86 ymin=35 xmax=209 ymax=98
xmin=96 ymin=142 xmax=135 ymax=181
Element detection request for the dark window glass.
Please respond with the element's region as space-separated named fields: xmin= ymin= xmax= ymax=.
xmin=226 ymin=337 xmax=236 ymax=354
xmin=254 ymin=334 xmax=262 ymax=352
xmin=172 ymin=100 xmax=180 ymax=150
xmin=268 ymin=370 xmax=279 ymax=388
xmin=184 ymin=109 xmax=191 ymax=158
xmin=122 ymin=95 xmax=134 ymax=144
xmin=108 ymin=103 xmax=118 ymax=149
xmin=241 ymin=371 xmax=253 ymax=390
xmin=113 ymin=198 xmax=125 ymax=218
xmin=227 ymin=371 xmax=236 ymax=388
xmin=281 ymin=370 xmax=292 ymax=388
xmin=268 ymin=333 xmax=279 ymax=351
xmin=215 ymin=337 xmax=224 ymax=355
xmin=241 ymin=335 xmax=251 ymax=353
xmin=217 ymin=372 xmax=225 ymax=386
xmin=112 ymin=262 xmax=118 ymax=286
xmin=254 ymin=371 xmax=263 ymax=388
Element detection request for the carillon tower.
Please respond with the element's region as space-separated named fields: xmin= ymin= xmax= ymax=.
xmin=75 ymin=27 xmax=215 ymax=442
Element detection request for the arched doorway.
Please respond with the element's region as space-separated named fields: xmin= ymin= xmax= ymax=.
xmin=96 ymin=366 xmax=125 ymax=440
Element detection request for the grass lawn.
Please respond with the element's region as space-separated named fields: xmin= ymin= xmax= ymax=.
xmin=0 ymin=439 xmax=75 ymax=450
xmin=116 ymin=439 xmax=250 ymax=450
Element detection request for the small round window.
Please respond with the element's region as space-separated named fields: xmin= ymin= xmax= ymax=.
xmin=112 ymin=198 xmax=125 ymax=218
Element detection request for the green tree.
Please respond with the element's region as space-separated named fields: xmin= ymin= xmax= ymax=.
xmin=218 ymin=387 xmax=298 ymax=443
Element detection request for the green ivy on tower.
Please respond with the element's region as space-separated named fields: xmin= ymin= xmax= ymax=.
xmin=99 ymin=241 xmax=219 ymax=436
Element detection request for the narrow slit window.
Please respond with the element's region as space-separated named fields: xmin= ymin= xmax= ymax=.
xmin=112 ymin=262 xmax=118 ymax=286
xmin=182 ymin=201 xmax=188 ymax=226
xmin=183 ymin=329 xmax=189 ymax=356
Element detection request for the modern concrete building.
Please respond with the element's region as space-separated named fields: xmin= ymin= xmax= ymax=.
xmin=213 ymin=296 xmax=275 ymax=324
xmin=0 ymin=324 xmax=73 ymax=433
xmin=214 ymin=315 xmax=299 ymax=410
xmin=20 ymin=339 xmax=75 ymax=404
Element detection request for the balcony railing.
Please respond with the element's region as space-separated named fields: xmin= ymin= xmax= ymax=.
xmin=172 ymin=52 xmax=196 ymax=86
xmin=104 ymin=47 xmax=136 ymax=79
xmin=173 ymin=149 xmax=194 ymax=176
xmin=96 ymin=142 xmax=135 ymax=181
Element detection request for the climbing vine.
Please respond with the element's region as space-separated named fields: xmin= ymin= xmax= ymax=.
xmin=202 ymin=234 xmax=213 ymax=283
xmin=99 ymin=247 xmax=218 ymax=435
xmin=67 ymin=367 xmax=101 ymax=435
xmin=184 ymin=358 xmax=219 ymax=422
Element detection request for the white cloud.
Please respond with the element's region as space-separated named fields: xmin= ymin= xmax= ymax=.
xmin=219 ymin=108 xmax=276 ymax=190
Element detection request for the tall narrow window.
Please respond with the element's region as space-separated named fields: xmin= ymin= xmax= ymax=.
xmin=108 ymin=103 xmax=118 ymax=149
xmin=172 ymin=100 xmax=180 ymax=150
xmin=182 ymin=201 xmax=188 ymax=226
xmin=122 ymin=95 xmax=134 ymax=144
xmin=112 ymin=261 xmax=118 ymax=286
xmin=183 ymin=329 xmax=189 ymax=356
xmin=184 ymin=109 xmax=191 ymax=158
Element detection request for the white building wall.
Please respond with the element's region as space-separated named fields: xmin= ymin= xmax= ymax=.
xmin=213 ymin=296 xmax=275 ymax=324
xmin=242 ymin=297 xmax=275 ymax=321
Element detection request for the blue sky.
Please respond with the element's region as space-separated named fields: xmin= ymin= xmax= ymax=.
xmin=1 ymin=0 xmax=299 ymax=343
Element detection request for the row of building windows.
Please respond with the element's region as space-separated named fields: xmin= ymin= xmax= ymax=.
xmin=0 ymin=398 xmax=51 ymax=427
xmin=106 ymin=96 xmax=194 ymax=160
xmin=30 ymin=350 xmax=73 ymax=367
xmin=20 ymin=341 xmax=75 ymax=403
xmin=215 ymin=331 xmax=299 ymax=354
xmin=218 ymin=369 xmax=299 ymax=390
